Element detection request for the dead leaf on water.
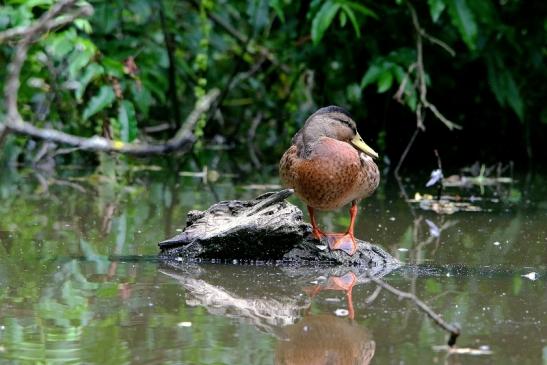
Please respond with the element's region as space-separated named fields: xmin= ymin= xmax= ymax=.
xmin=408 ymin=193 xmax=482 ymax=214
xmin=432 ymin=345 xmax=493 ymax=355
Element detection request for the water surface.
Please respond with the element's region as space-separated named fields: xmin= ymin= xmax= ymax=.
xmin=0 ymin=168 xmax=545 ymax=364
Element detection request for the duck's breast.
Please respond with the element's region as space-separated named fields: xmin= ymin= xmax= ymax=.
xmin=283 ymin=137 xmax=377 ymax=210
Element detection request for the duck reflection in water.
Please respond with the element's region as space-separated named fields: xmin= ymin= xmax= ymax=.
xmin=275 ymin=272 xmax=375 ymax=365
xmin=159 ymin=264 xmax=382 ymax=365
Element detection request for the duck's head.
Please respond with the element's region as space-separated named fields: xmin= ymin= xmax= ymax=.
xmin=299 ymin=106 xmax=379 ymax=159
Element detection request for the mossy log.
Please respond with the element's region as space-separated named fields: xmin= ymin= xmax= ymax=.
xmin=159 ymin=189 xmax=400 ymax=268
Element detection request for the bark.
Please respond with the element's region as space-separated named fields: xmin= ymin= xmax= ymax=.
xmin=159 ymin=189 xmax=400 ymax=268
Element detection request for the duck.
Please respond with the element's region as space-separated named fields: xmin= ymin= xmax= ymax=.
xmin=279 ymin=106 xmax=379 ymax=255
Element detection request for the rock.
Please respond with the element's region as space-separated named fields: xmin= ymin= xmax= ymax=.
xmin=159 ymin=189 xmax=399 ymax=268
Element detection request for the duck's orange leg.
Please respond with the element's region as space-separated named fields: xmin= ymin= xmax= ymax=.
xmin=308 ymin=203 xmax=359 ymax=255
xmin=307 ymin=206 xmax=326 ymax=239
xmin=325 ymin=201 xmax=358 ymax=255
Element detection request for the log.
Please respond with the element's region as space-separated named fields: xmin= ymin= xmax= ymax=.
xmin=159 ymin=189 xmax=400 ymax=268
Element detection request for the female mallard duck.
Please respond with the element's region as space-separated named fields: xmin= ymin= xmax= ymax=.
xmin=279 ymin=106 xmax=379 ymax=255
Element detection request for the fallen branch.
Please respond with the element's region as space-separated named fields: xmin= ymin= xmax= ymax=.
xmin=1 ymin=0 xmax=220 ymax=155
xmin=365 ymin=273 xmax=461 ymax=346
xmin=3 ymin=90 xmax=219 ymax=155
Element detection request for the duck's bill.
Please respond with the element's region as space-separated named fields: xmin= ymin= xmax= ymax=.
xmin=351 ymin=133 xmax=379 ymax=159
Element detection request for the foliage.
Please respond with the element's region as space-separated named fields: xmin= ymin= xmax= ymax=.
xmin=0 ymin=0 xmax=545 ymax=169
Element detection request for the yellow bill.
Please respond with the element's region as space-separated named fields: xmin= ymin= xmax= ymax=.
xmin=351 ymin=133 xmax=379 ymax=159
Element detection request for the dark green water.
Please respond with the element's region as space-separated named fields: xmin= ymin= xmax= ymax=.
xmin=0 ymin=167 xmax=545 ymax=364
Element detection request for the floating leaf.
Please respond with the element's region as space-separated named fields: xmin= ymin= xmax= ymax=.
xmin=82 ymin=86 xmax=115 ymax=120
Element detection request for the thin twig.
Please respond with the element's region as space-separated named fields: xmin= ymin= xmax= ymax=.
xmin=407 ymin=1 xmax=455 ymax=57
xmin=405 ymin=1 xmax=462 ymax=131
xmin=434 ymin=149 xmax=443 ymax=171
xmin=364 ymin=285 xmax=382 ymax=304
xmin=394 ymin=62 xmax=417 ymax=104
xmin=0 ymin=3 xmax=87 ymax=43
xmin=395 ymin=127 xmax=420 ymax=177
xmin=365 ymin=272 xmax=460 ymax=346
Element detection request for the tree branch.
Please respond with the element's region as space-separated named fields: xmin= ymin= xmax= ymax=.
xmin=405 ymin=1 xmax=462 ymax=131
xmin=1 ymin=0 xmax=220 ymax=156
xmin=4 ymin=0 xmax=92 ymax=124
xmin=365 ymin=273 xmax=461 ymax=346
xmin=4 ymin=89 xmax=219 ymax=155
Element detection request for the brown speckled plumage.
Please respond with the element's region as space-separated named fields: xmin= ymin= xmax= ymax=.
xmin=279 ymin=106 xmax=379 ymax=211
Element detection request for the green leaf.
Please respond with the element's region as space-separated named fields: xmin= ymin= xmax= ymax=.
xmin=503 ymin=71 xmax=524 ymax=121
xmin=82 ymin=86 xmax=115 ymax=120
xmin=339 ymin=9 xmax=347 ymax=27
xmin=447 ymin=0 xmax=478 ymax=50
xmin=311 ymin=1 xmax=340 ymax=45
xmin=486 ymin=56 xmax=524 ymax=121
xmin=346 ymin=83 xmax=362 ymax=103
xmin=128 ymin=0 xmax=153 ymax=24
xmin=73 ymin=19 xmax=92 ymax=34
xmin=270 ymin=0 xmax=285 ymax=23
xmin=92 ymin=3 xmax=119 ymax=34
xmin=428 ymin=0 xmax=446 ymax=22
xmin=101 ymin=57 xmax=124 ymax=78
xmin=247 ymin=0 xmax=269 ymax=32
xmin=336 ymin=0 xmax=377 ymax=19
xmin=340 ymin=5 xmax=360 ymax=38
xmin=75 ymin=63 xmax=104 ymax=101
xmin=361 ymin=64 xmax=382 ymax=88
xmin=117 ymin=100 xmax=137 ymax=142
xmin=47 ymin=29 xmax=76 ymax=59
xmin=486 ymin=58 xmax=504 ymax=106
xmin=131 ymin=84 xmax=152 ymax=117
xmin=406 ymin=91 xmax=417 ymax=111
xmin=377 ymin=70 xmax=393 ymax=93
xmin=67 ymin=42 xmax=95 ymax=80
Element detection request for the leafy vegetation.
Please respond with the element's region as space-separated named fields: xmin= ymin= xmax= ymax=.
xmin=0 ymin=0 xmax=545 ymax=170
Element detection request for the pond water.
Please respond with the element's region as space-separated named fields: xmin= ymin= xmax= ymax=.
xmin=0 ymin=167 xmax=545 ymax=364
